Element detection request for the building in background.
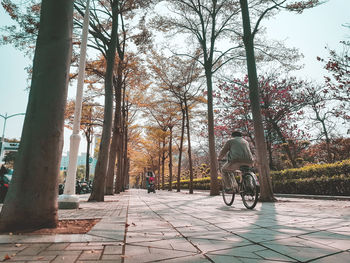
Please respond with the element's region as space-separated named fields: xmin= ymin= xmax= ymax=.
xmin=60 ymin=152 xmax=97 ymax=176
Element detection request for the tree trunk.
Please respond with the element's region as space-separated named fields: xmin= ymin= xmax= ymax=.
xmin=105 ymin=123 xmax=118 ymax=195
xmin=205 ymin=69 xmax=220 ymax=196
xmin=85 ymin=128 xmax=91 ymax=181
xmin=121 ymin=104 xmax=128 ymax=191
xmin=321 ymin=119 xmax=332 ymax=162
xmin=161 ymin=139 xmax=166 ymax=190
xmin=88 ymin=1 xmax=118 ymax=202
xmin=184 ymin=98 xmax=194 ymax=194
xmin=266 ymin=132 xmax=274 ymax=170
xmin=177 ymin=106 xmax=185 ymax=192
xmin=240 ymin=0 xmax=275 ymax=202
xmin=168 ymin=126 xmax=173 ymax=191
xmin=157 ymin=142 xmax=161 ymax=190
xmin=0 ymin=0 xmax=74 ymax=232
xmin=114 ymin=71 xmax=123 ymax=194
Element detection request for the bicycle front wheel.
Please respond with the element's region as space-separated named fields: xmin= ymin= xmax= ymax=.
xmin=241 ymin=173 xmax=259 ymax=209
xmin=221 ymin=174 xmax=235 ymax=206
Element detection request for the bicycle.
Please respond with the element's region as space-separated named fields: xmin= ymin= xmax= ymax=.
xmin=218 ymin=160 xmax=260 ymax=209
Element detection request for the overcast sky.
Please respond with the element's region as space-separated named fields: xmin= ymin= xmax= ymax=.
xmin=0 ymin=0 xmax=349 ymax=154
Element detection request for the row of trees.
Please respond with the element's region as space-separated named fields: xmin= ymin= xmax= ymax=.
xmin=1 ymin=0 xmax=347 ymax=233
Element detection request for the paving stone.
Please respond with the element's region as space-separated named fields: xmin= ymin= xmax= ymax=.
xmin=103 ymin=244 xmax=123 ymax=255
xmin=308 ymin=251 xmax=350 ymax=263
xmin=159 ymin=254 xmax=211 ymax=262
xmin=16 ymin=243 xmax=50 ymax=256
xmin=51 ymin=254 xmax=81 ymax=263
xmin=6 ymin=254 xmax=56 ymax=261
xmin=123 ymin=244 xmax=197 ymax=263
xmin=206 ymin=244 xmax=270 ymax=259
xmin=188 ymin=237 xmax=252 ymax=253
xmin=78 ymin=249 xmax=102 ymax=260
xmin=0 ymin=243 xmax=26 ymax=252
xmin=38 ymin=250 xmax=81 ymax=256
xmin=46 ymin=243 xmax=70 ymax=250
xmin=65 ymin=243 xmax=104 ymax=251
xmin=260 ymin=238 xmax=340 ymax=262
xmin=129 ymin=237 xmax=199 ymax=253
xmin=0 ymin=190 xmax=349 ymax=262
xmin=206 ymin=254 xmax=294 ymax=263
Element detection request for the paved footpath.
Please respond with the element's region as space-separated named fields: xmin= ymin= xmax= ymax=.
xmin=0 ymin=189 xmax=349 ymax=263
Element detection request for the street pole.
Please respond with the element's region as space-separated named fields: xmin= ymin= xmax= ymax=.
xmin=58 ymin=0 xmax=90 ymax=209
xmin=0 ymin=113 xmax=25 ymax=163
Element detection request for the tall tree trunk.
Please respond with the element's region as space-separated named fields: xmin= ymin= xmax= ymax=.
xmin=266 ymin=132 xmax=274 ymax=170
xmin=240 ymin=0 xmax=275 ymax=202
xmin=157 ymin=142 xmax=161 ymax=190
xmin=168 ymin=126 xmax=173 ymax=191
xmin=205 ymin=69 xmax=220 ymax=196
xmin=107 ymin=63 xmax=123 ymax=195
xmin=114 ymin=73 xmax=123 ymax=194
xmin=105 ymin=121 xmax=118 ymax=195
xmin=89 ymin=1 xmax=118 ymax=202
xmin=177 ymin=106 xmax=185 ymax=192
xmin=85 ymin=128 xmax=91 ymax=181
xmin=161 ymin=139 xmax=166 ymax=190
xmin=184 ymin=98 xmax=194 ymax=194
xmin=121 ymin=103 xmax=128 ymax=191
xmin=0 ymin=0 xmax=74 ymax=232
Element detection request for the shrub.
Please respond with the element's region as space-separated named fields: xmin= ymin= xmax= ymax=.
xmin=165 ymin=159 xmax=350 ymax=196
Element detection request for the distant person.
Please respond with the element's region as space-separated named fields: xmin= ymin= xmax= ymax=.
xmin=218 ymin=131 xmax=254 ymax=192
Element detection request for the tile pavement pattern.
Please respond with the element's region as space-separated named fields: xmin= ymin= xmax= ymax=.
xmin=0 ymin=189 xmax=349 ymax=262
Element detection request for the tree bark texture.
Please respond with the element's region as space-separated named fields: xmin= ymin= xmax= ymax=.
xmin=88 ymin=1 xmax=118 ymax=202
xmin=205 ymin=70 xmax=220 ymax=196
xmin=184 ymin=98 xmax=194 ymax=194
xmin=0 ymin=0 xmax=74 ymax=232
xmin=161 ymin=139 xmax=166 ymax=190
xmin=177 ymin=106 xmax=185 ymax=192
xmin=240 ymin=0 xmax=275 ymax=202
xmin=85 ymin=128 xmax=91 ymax=181
xmin=168 ymin=126 xmax=173 ymax=191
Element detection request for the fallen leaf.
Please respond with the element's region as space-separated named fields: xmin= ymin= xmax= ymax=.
xmin=15 ymin=244 xmax=22 ymax=247
xmin=125 ymin=223 xmax=130 ymax=227
xmin=4 ymin=254 xmax=11 ymax=261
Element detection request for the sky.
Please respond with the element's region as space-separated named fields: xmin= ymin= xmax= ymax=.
xmin=0 ymin=0 xmax=349 ymax=154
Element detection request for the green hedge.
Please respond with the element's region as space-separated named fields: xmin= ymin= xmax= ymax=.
xmin=165 ymin=159 xmax=350 ymax=196
xmin=271 ymin=159 xmax=350 ymax=196
xmin=270 ymin=159 xmax=350 ymax=180
xmin=272 ymin=175 xmax=350 ymax=196
xmin=167 ymin=177 xmax=214 ymax=190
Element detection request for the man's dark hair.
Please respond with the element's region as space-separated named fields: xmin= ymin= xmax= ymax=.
xmin=232 ymin=131 xmax=242 ymax=137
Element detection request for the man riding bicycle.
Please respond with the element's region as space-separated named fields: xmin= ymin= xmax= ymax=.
xmin=218 ymin=131 xmax=254 ymax=193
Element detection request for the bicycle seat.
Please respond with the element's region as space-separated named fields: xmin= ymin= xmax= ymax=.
xmin=239 ymin=165 xmax=252 ymax=173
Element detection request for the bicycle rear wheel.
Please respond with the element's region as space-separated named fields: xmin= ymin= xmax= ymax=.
xmin=241 ymin=173 xmax=259 ymax=209
xmin=221 ymin=174 xmax=235 ymax=206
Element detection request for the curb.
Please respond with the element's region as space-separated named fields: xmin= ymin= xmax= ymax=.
xmin=167 ymin=190 xmax=350 ymax=201
xmin=274 ymin=193 xmax=350 ymax=201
